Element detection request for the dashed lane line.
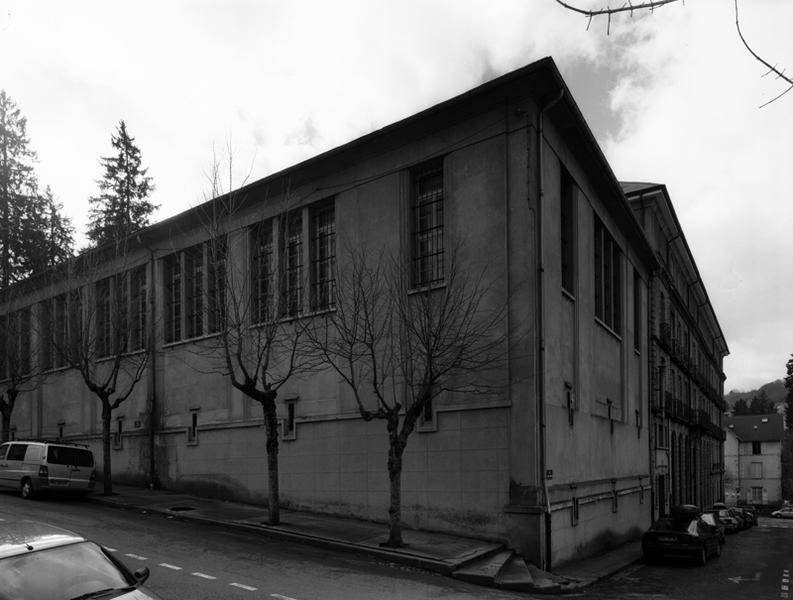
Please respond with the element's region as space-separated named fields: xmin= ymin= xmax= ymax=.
xmin=230 ymin=583 xmax=258 ymax=591
xmin=124 ymin=553 xmax=147 ymax=560
xmin=192 ymin=572 xmax=217 ymax=580
xmin=159 ymin=563 xmax=183 ymax=570
xmin=271 ymin=595 xmax=298 ymax=600
xmin=105 ymin=547 xmax=117 ymax=552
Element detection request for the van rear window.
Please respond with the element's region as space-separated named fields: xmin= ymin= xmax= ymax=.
xmin=47 ymin=446 xmax=94 ymax=467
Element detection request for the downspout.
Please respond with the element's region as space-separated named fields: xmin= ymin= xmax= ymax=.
xmin=137 ymin=235 xmax=158 ymax=489
xmin=537 ymin=87 xmax=565 ymax=571
xmin=147 ymin=246 xmax=157 ymax=488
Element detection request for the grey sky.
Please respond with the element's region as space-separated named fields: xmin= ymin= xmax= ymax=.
xmin=1 ymin=0 xmax=790 ymax=393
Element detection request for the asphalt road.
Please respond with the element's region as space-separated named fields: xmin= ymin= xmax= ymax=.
xmin=1 ymin=491 xmax=528 ymax=600
xmin=581 ymin=516 xmax=793 ymax=600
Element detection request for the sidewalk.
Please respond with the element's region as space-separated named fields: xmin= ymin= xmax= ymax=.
xmin=92 ymin=484 xmax=642 ymax=594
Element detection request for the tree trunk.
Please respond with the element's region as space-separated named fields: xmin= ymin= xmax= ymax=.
xmin=1 ymin=389 xmax=18 ymax=443
xmin=101 ymin=402 xmax=113 ymax=495
xmin=263 ymin=403 xmax=280 ymax=525
xmin=1 ymin=409 xmax=10 ymax=443
xmin=385 ymin=425 xmax=405 ymax=548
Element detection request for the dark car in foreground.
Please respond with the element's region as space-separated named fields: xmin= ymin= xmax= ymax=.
xmin=0 ymin=516 xmax=162 ymax=600
xmin=642 ymin=506 xmax=722 ymax=566
xmin=700 ymin=511 xmax=726 ymax=543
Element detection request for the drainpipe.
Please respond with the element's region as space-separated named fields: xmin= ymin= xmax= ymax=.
xmin=537 ymin=87 xmax=565 ymax=571
xmin=137 ymin=235 xmax=158 ymax=489
xmin=147 ymin=246 xmax=157 ymax=489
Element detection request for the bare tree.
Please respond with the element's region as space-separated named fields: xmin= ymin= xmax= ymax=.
xmin=189 ymin=147 xmax=314 ymax=525
xmin=555 ymin=0 xmax=792 ymax=106
xmin=305 ymin=246 xmax=505 ymax=547
xmin=56 ymin=249 xmax=150 ymax=495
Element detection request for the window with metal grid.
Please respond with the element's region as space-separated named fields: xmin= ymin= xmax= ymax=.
xmin=251 ymin=220 xmax=274 ymax=324
xmin=163 ymin=253 xmax=182 ymax=343
xmin=310 ymin=200 xmax=336 ymax=311
xmin=594 ymin=217 xmax=622 ymax=334
xmin=208 ymin=237 xmax=226 ymax=333
xmin=185 ymin=244 xmax=204 ymax=338
xmin=411 ymin=163 xmax=444 ymax=287
xmin=282 ymin=211 xmax=303 ymax=317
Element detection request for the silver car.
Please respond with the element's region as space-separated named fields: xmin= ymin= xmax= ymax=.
xmin=0 ymin=515 xmax=163 ymax=599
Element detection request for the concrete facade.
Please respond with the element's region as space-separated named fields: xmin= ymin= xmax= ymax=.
xmin=624 ymin=184 xmax=728 ymax=518
xmin=2 ymin=58 xmax=720 ymax=569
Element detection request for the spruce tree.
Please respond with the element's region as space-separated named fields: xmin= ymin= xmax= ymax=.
xmin=87 ymin=120 xmax=156 ymax=246
xmin=0 ymin=91 xmax=73 ymax=287
xmin=0 ymin=90 xmax=38 ymax=287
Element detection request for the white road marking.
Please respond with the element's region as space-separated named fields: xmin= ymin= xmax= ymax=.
xmin=230 ymin=583 xmax=257 ymax=591
xmin=105 ymin=547 xmax=118 ymax=552
xmin=159 ymin=563 xmax=183 ymax=570
xmin=124 ymin=553 xmax=147 ymax=560
xmin=271 ymin=595 xmax=298 ymax=600
xmin=192 ymin=572 xmax=217 ymax=580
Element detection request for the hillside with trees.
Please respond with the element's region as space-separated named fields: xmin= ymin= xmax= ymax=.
xmin=725 ymin=380 xmax=786 ymax=415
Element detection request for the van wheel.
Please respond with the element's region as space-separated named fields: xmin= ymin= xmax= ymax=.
xmin=20 ymin=478 xmax=33 ymax=499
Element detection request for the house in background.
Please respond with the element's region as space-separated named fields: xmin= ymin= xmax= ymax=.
xmin=623 ymin=183 xmax=728 ymax=519
xmin=723 ymin=413 xmax=784 ymax=506
xmin=3 ymin=56 xmax=728 ymax=570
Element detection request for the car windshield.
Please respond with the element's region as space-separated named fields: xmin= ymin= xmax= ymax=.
xmin=0 ymin=541 xmax=132 ymax=600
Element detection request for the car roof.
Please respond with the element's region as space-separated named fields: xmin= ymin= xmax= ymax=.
xmin=0 ymin=516 xmax=86 ymax=559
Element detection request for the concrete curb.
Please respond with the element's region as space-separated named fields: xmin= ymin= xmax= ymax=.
xmin=90 ymin=495 xmax=481 ymax=575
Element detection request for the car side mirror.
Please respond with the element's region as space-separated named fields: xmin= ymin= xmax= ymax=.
xmin=133 ymin=567 xmax=150 ymax=584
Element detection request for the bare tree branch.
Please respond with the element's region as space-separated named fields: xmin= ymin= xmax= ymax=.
xmin=734 ymin=0 xmax=793 ymax=108
xmin=555 ymin=0 xmax=681 ymax=33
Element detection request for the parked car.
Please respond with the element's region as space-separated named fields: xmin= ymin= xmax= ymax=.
xmin=643 ymin=506 xmax=722 ymax=566
xmin=0 ymin=516 xmax=163 ymax=599
xmin=728 ymin=508 xmax=749 ymax=530
xmin=704 ymin=508 xmax=739 ymax=534
xmin=738 ymin=507 xmax=758 ymax=526
xmin=700 ymin=512 xmax=726 ymax=543
xmin=0 ymin=440 xmax=95 ymax=499
xmin=772 ymin=507 xmax=793 ymax=519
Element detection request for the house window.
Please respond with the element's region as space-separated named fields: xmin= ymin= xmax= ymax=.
xmin=594 ymin=217 xmax=622 ymax=333
xmin=185 ymin=244 xmax=204 ymax=339
xmin=282 ymin=211 xmax=304 ymax=317
xmin=752 ymin=441 xmax=762 ymax=455
xmin=187 ymin=410 xmax=199 ymax=445
xmin=411 ymin=161 xmax=444 ymax=287
xmin=251 ymin=219 xmax=274 ymax=324
xmin=560 ymin=167 xmax=575 ymax=294
xmin=114 ymin=418 xmax=123 ymax=450
xmin=310 ymin=199 xmax=336 ymax=311
xmin=41 ymin=294 xmax=69 ymax=369
xmin=571 ymin=496 xmax=580 ymax=526
xmin=751 ymin=486 xmax=763 ymax=503
xmin=130 ymin=266 xmax=147 ymax=351
xmin=750 ymin=462 xmax=763 ymax=479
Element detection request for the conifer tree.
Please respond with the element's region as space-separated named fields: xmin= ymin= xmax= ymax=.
xmin=87 ymin=120 xmax=156 ymax=246
xmin=0 ymin=91 xmax=74 ymax=286
xmin=0 ymin=90 xmax=38 ymax=287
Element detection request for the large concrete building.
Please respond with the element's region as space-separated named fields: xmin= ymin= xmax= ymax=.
xmin=0 ymin=57 xmax=724 ymax=568
xmin=623 ymin=183 xmax=729 ymax=518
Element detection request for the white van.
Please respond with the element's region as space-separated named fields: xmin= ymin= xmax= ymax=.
xmin=0 ymin=441 xmax=96 ymax=498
